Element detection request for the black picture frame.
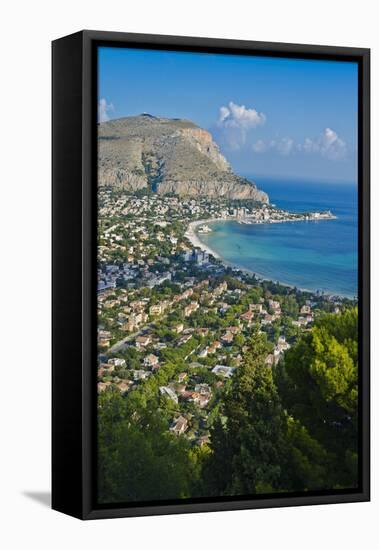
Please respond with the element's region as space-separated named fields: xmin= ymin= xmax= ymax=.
xmin=52 ymin=30 xmax=370 ymax=520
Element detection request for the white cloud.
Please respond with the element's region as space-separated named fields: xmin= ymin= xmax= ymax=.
xmin=301 ymin=128 xmax=347 ymax=160
xmin=98 ymin=98 xmax=114 ymax=123
xmin=218 ymin=101 xmax=266 ymax=130
xmin=217 ymin=101 xmax=266 ymax=149
xmin=275 ymin=137 xmax=294 ymax=156
xmin=252 ymin=136 xmax=294 ymax=156
xmin=252 ymin=139 xmax=267 ymax=153
xmin=302 ymin=137 xmax=315 ymax=153
xmin=219 ymin=105 xmax=230 ymax=124
xmin=253 ymin=128 xmax=347 ymax=160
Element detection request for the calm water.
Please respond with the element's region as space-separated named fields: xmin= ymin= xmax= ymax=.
xmin=200 ymin=178 xmax=358 ymax=298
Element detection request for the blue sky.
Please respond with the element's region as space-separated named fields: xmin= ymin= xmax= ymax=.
xmin=98 ymin=46 xmax=358 ymax=183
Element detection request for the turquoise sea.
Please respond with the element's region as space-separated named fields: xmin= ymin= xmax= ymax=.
xmin=199 ymin=178 xmax=358 ymax=298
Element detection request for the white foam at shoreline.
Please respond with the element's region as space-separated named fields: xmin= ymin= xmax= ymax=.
xmin=184 ymin=218 xmax=226 ymax=259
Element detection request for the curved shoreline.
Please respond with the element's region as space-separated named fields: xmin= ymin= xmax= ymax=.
xmin=185 ymin=218 xmax=355 ymax=300
xmin=184 ymin=218 xmax=233 ymax=259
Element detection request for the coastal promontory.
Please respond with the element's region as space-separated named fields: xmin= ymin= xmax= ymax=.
xmin=98 ymin=114 xmax=269 ymax=202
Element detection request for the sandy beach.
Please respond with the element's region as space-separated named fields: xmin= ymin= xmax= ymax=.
xmin=184 ymin=218 xmax=231 ymax=259
xmin=185 ymin=218 xmax=267 ymax=279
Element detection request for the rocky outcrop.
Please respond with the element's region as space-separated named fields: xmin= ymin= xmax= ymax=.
xmin=157 ymin=177 xmax=268 ymax=201
xmin=98 ymin=115 xmax=269 ymax=202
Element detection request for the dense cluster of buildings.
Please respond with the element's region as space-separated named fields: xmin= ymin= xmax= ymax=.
xmin=97 ymin=188 xmax=346 ymax=446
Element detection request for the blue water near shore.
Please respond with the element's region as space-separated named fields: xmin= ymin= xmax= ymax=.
xmin=199 ymin=177 xmax=358 ymax=298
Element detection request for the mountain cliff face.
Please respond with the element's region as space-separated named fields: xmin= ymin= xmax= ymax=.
xmin=98 ymin=115 xmax=269 ymax=202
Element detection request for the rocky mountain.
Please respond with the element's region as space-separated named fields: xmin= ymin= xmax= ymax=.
xmin=98 ymin=115 xmax=269 ymax=202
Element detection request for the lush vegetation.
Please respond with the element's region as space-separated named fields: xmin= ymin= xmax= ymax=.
xmin=98 ymin=307 xmax=358 ymax=503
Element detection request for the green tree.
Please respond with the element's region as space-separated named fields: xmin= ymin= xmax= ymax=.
xmin=204 ymin=330 xmax=289 ymax=496
xmin=277 ymin=307 xmax=358 ymax=488
xmin=98 ymin=390 xmax=202 ymax=503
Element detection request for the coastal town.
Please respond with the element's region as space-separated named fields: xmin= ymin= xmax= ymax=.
xmin=97 ymin=188 xmax=352 ymax=447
